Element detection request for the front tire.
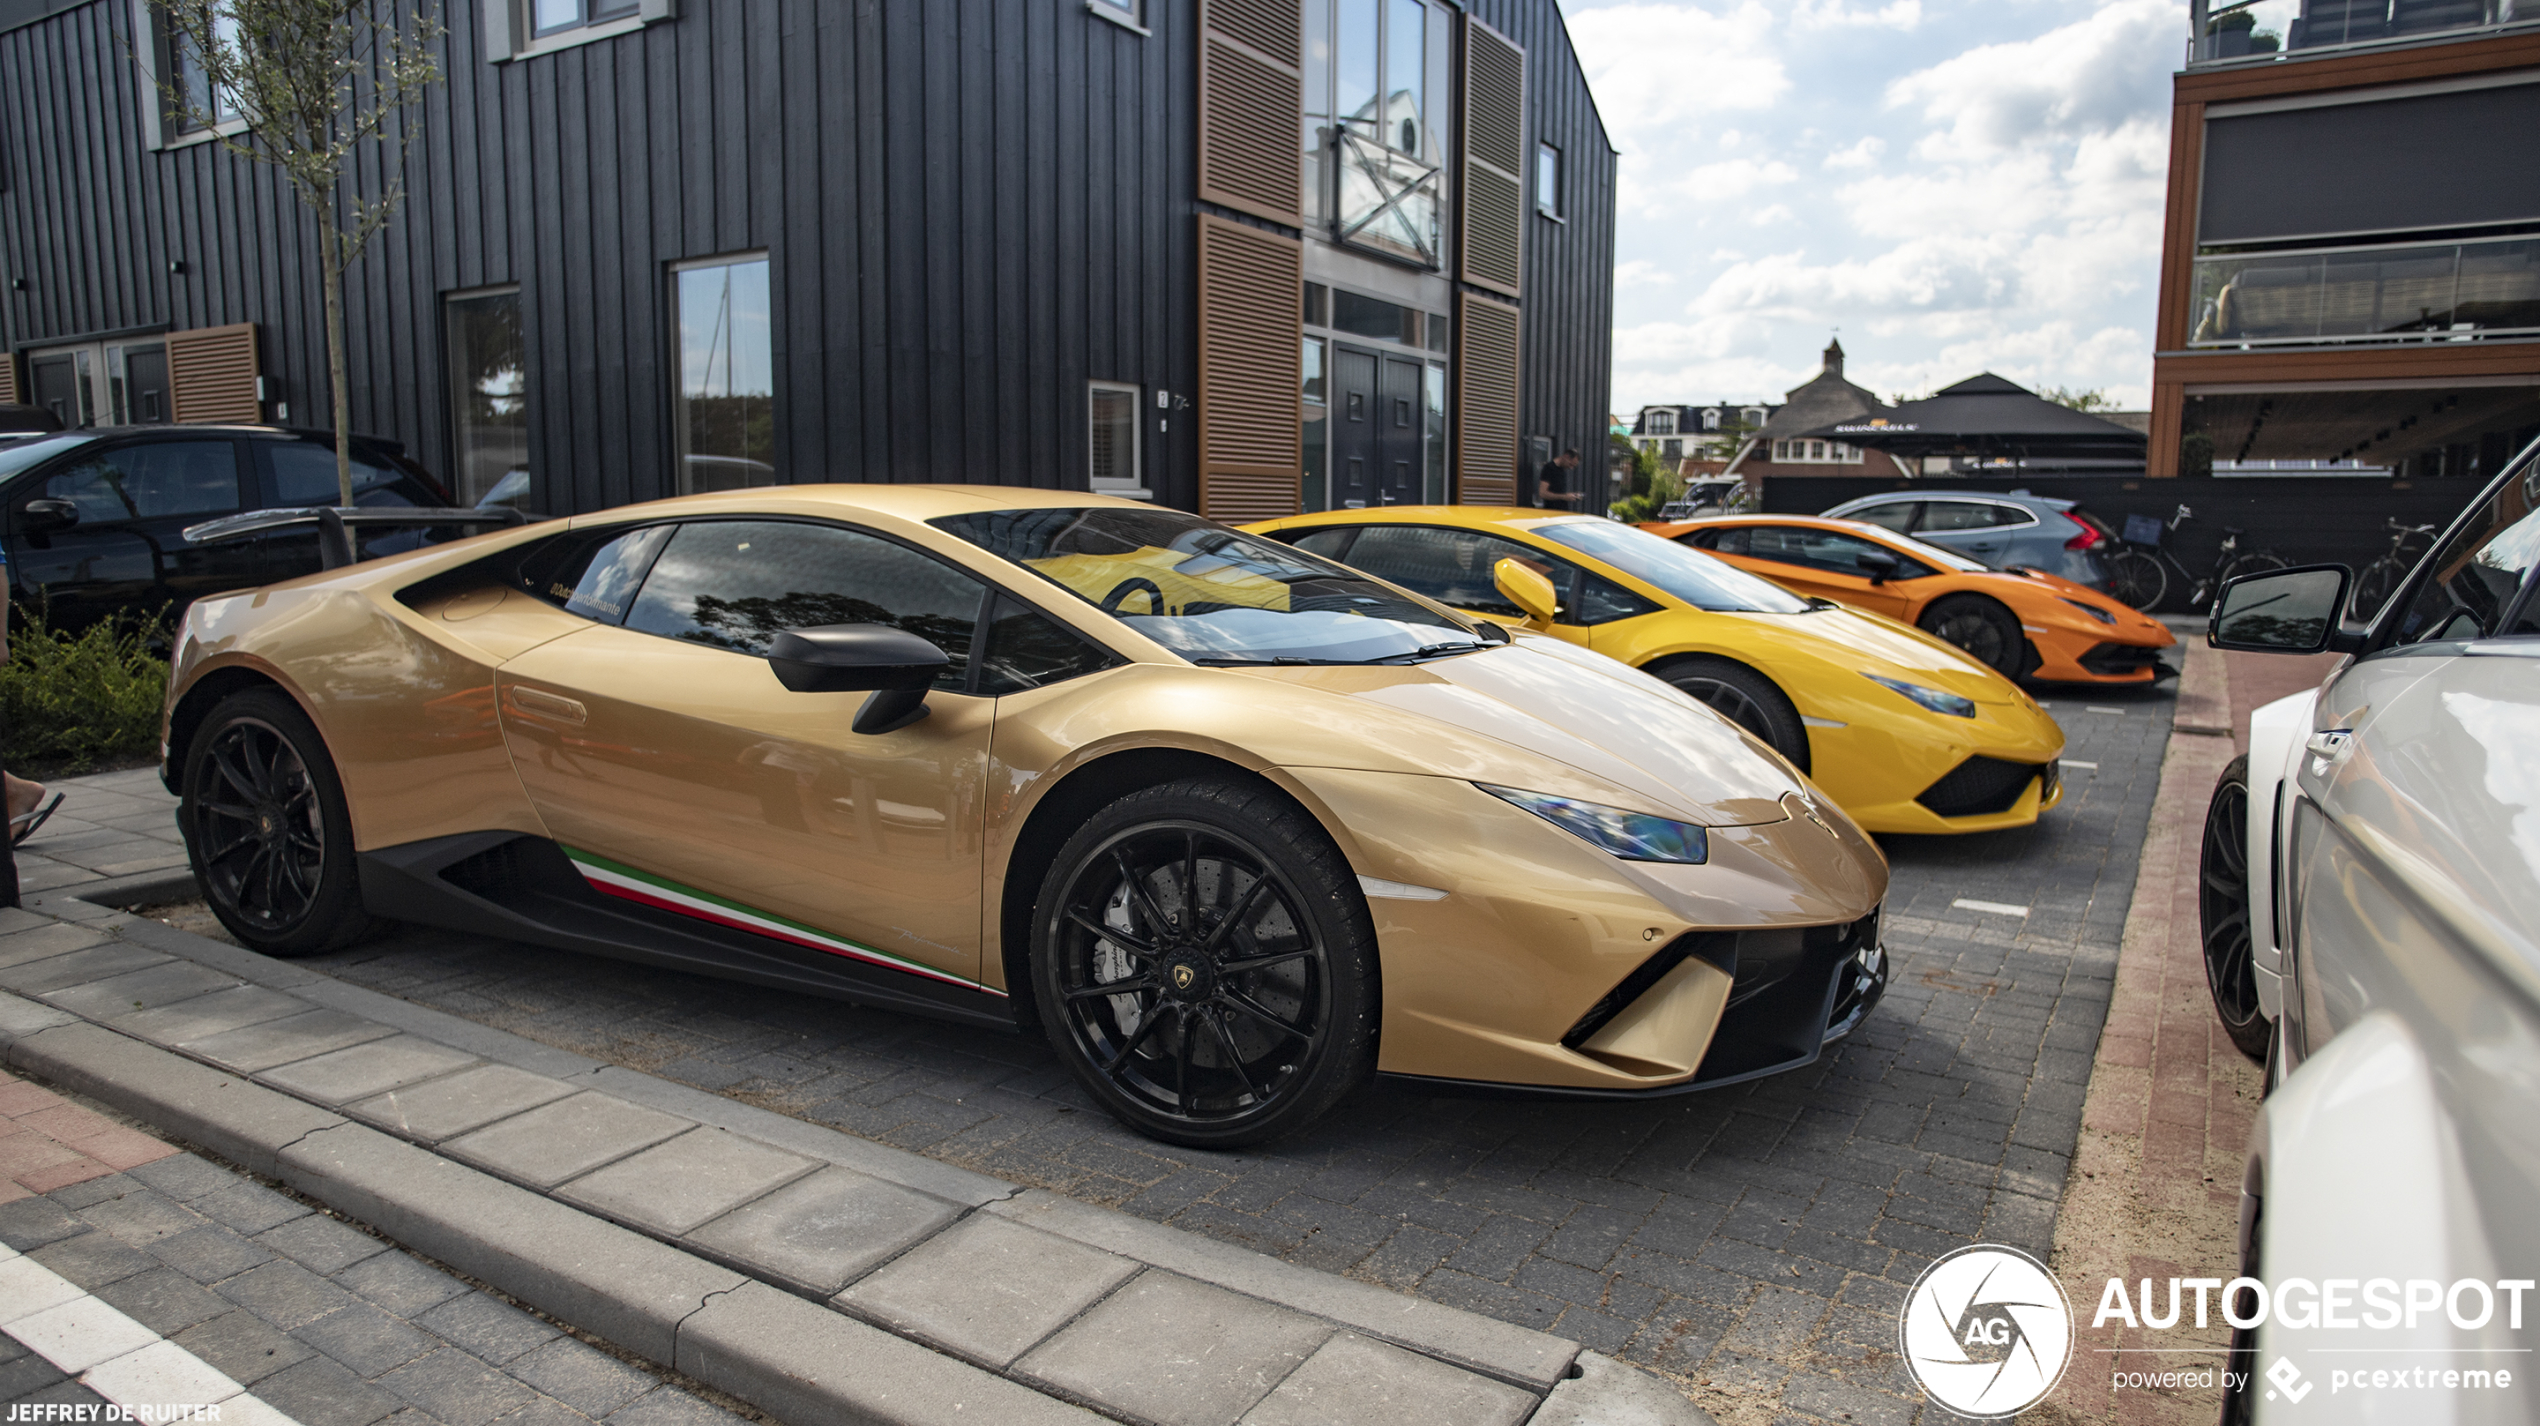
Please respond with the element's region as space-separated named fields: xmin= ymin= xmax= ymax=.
xmin=2198 ymin=755 xmax=2271 ymax=1062
xmin=1031 ymin=776 xmax=1379 ymax=1148
xmin=2103 ymin=548 xmax=2167 ymax=611
xmin=1651 ymin=656 xmax=1811 ymax=775
xmin=1918 ymin=594 xmax=2026 ymax=678
xmin=179 ymin=688 xmax=380 ymax=957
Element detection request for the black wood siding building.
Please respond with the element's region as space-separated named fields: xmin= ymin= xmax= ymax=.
xmin=0 ymin=0 xmax=1615 ymax=518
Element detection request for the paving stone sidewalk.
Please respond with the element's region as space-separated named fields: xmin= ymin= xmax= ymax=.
xmin=1 ymin=1065 xmax=746 ymax=1426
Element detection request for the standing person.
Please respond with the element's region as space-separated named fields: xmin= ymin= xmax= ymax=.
xmin=1536 ymin=447 xmax=1583 ymax=509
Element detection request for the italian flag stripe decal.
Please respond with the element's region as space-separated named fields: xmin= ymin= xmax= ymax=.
xmin=561 ymin=845 xmax=1003 ymax=997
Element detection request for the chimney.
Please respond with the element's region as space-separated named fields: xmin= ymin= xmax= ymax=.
xmin=1822 ymin=337 xmax=1845 ymax=377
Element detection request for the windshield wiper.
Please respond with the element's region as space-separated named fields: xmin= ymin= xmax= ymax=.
xmin=1368 ymin=641 xmax=1491 ymax=664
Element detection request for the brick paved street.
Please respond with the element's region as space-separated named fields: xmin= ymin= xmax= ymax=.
xmin=0 ymin=1067 xmax=751 ymax=1426
xmin=65 ymin=680 xmax=2174 ymax=1425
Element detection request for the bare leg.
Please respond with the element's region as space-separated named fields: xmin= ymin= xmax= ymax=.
xmin=6 ymin=772 xmax=44 ymax=824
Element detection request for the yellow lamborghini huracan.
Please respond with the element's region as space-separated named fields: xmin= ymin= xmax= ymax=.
xmin=1245 ymin=507 xmax=2067 ymax=836
xmin=163 ymin=488 xmax=1888 ymax=1147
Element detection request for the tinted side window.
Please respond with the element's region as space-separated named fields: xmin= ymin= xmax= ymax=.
xmin=1915 ymin=502 xmax=2001 ymax=532
xmin=1290 ymin=528 xmax=1359 ymax=560
xmin=261 ymin=442 xmax=426 ymax=508
xmin=2393 ymin=474 xmax=2540 ymax=644
xmin=45 ymin=441 xmax=241 ymax=521
xmin=626 ymin=521 xmax=987 ymax=689
xmin=1745 ymin=526 xmax=1931 ymax=578
xmin=1846 ymin=501 xmax=1918 ymax=534
xmin=977 ymin=596 xmax=1122 ymax=695
xmin=516 ymin=525 xmax=674 ymax=623
xmin=1342 ymin=525 xmax=1567 ymax=618
xmin=1575 ymin=573 xmax=1659 ymax=625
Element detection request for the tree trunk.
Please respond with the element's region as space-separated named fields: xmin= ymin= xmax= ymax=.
xmin=319 ymin=219 xmax=352 ymax=508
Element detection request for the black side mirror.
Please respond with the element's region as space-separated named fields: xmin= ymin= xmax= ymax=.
xmin=767 ymin=625 xmax=948 ymax=734
xmin=21 ymin=497 xmax=79 ymax=533
xmin=1855 ymin=550 xmax=1901 ymax=585
xmin=2209 ymin=564 xmax=2359 ymax=655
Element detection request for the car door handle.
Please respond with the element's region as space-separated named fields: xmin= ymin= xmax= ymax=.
xmin=507 ymin=686 xmax=587 ymax=725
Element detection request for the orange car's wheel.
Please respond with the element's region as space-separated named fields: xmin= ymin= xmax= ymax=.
xmin=1649 ymin=657 xmax=1810 ymax=775
xmin=1032 ymin=777 xmax=1378 ymax=1148
xmin=1917 ymin=594 xmax=2027 ymax=678
xmin=179 ymin=688 xmax=380 ymax=958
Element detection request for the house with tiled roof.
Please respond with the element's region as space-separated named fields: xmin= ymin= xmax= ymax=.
xmin=1724 ymin=339 xmax=1915 ymax=481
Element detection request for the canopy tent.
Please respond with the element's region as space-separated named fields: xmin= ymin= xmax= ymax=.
xmin=1795 ymin=373 xmax=2147 ymax=471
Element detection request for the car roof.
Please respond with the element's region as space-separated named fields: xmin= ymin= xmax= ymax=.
xmin=1829 ymin=489 xmax=2074 ymax=511
xmin=563 ymin=482 xmax=1186 ymax=528
xmin=1261 ymin=505 xmax=1600 ymax=535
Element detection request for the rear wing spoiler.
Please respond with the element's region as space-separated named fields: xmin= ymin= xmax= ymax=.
xmin=183 ymin=506 xmax=536 ymax=570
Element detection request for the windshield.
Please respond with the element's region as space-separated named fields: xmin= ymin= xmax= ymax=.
xmin=1531 ymin=519 xmax=1813 ymax=613
xmin=931 ymin=506 xmax=1487 ymax=664
xmin=0 ymin=433 xmax=96 ymax=481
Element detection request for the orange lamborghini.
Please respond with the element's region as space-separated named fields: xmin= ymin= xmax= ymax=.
xmin=1641 ymin=514 xmax=2174 ymax=683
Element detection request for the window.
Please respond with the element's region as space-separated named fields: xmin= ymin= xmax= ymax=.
xmin=1088 ymin=381 xmax=1145 ymax=497
xmin=1340 ymin=525 xmax=1571 ymax=619
xmin=1661 ymin=439 xmax=1682 ymax=463
xmin=43 ymin=441 xmax=242 ymax=522
xmin=626 ymin=521 xmax=987 ymax=689
xmin=1302 ymin=343 xmax=1329 ymax=510
xmin=1844 ymin=501 xmax=1920 ymax=534
xmin=1532 ymin=520 xmax=1813 ymax=613
xmin=1329 ymin=289 xmax=1424 ymax=346
xmin=1574 ymin=573 xmax=1659 ymax=625
xmin=673 ymin=255 xmax=775 ymax=495
xmin=1917 ymin=501 xmax=2024 ymax=532
xmin=1536 ymin=141 xmax=1560 ymax=217
xmin=1646 ymin=410 xmax=1675 ymax=436
xmin=1735 ymin=525 xmax=1935 ymax=580
xmin=532 ymin=0 xmax=637 ymax=38
xmin=1702 ymin=409 xmax=1721 ymax=431
xmin=1085 ymin=0 xmax=1145 ymax=31
xmin=261 ymin=443 xmax=428 ymax=508
xmin=1743 ymin=408 xmax=1765 ymax=427
xmin=446 ymin=288 xmax=527 ymax=508
xmin=2389 ymin=471 xmax=2540 ymax=644
xmin=977 ymin=594 xmax=1122 ymax=695
xmin=171 ymin=10 xmax=244 ymax=132
xmin=1321 ymin=0 xmax=1450 ymax=266
xmin=518 ymin=524 xmax=674 ymax=624
xmin=1771 ymin=439 xmax=1859 ymax=464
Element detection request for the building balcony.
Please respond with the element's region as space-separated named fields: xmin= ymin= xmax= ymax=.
xmin=2189 ymin=234 xmax=2540 ymax=348
xmin=2187 ymin=0 xmax=2539 ymax=67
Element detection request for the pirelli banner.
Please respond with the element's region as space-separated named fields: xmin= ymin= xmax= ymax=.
xmin=1196 ymin=215 xmax=1304 ymax=522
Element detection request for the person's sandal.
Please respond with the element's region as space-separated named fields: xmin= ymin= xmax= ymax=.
xmin=11 ymin=793 xmax=63 ymax=847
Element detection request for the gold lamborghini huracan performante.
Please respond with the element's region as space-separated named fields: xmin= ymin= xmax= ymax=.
xmin=163 ymin=488 xmax=1890 ymax=1146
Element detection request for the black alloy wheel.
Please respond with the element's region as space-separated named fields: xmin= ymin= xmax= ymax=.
xmin=2198 ymin=755 xmax=2272 ymax=1061
xmin=1034 ymin=778 xmax=1377 ymax=1147
xmin=2103 ymin=548 xmax=2167 ymax=612
xmin=182 ymin=688 xmax=379 ymax=957
xmin=1919 ymin=594 xmax=2026 ymax=678
xmin=1654 ymin=656 xmax=1811 ymax=774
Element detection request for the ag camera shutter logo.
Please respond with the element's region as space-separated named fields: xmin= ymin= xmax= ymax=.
xmin=1899 ymin=1244 xmax=2076 ymax=1418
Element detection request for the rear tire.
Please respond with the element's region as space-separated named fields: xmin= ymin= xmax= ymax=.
xmin=1651 ymin=656 xmax=1810 ymax=775
xmin=2198 ymin=755 xmax=2272 ymax=1062
xmin=1918 ymin=594 xmax=2026 ymax=678
xmin=1031 ymin=776 xmax=1379 ymax=1148
xmin=2103 ymin=548 xmax=2167 ymax=612
xmin=178 ymin=687 xmax=381 ymax=958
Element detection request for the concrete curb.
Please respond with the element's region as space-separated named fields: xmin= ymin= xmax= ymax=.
xmin=0 ymin=872 xmax=1722 ymax=1426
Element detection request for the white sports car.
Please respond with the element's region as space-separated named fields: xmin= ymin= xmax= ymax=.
xmin=2200 ymin=445 xmax=2540 ymax=1424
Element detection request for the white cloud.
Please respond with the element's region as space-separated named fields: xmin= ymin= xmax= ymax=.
xmin=1567 ymin=0 xmax=2180 ymax=416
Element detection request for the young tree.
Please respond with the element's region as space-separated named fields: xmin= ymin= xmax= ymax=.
xmin=152 ymin=0 xmax=442 ymax=506
xmin=2039 ymin=385 xmax=2115 ymax=413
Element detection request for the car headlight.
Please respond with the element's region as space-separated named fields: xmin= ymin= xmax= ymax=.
xmin=1475 ymin=784 xmax=1709 ymax=864
xmin=1863 ymin=672 xmax=1977 ymax=719
xmin=2059 ymin=596 xmax=2117 ymax=626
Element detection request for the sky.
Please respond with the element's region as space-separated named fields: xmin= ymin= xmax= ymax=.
xmin=1562 ymin=0 xmax=2185 ymax=417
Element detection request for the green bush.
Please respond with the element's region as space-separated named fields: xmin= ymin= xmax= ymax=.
xmin=3 ymin=612 xmax=170 ymax=774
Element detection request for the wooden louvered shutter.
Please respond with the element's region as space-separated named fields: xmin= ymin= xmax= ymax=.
xmin=167 ymin=323 xmax=261 ymax=423
xmin=0 ymin=351 xmax=18 ymax=407
xmin=1459 ymin=20 xmax=1525 ymax=298
xmin=1198 ymin=0 xmax=1302 ymax=226
xmin=1455 ymin=292 xmax=1520 ymax=504
xmin=1197 ymin=215 xmax=1304 ymax=521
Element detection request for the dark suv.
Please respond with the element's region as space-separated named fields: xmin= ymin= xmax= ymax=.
xmin=0 ymin=425 xmax=451 ymax=630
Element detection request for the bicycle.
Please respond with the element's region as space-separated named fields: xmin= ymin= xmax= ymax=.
xmin=2349 ymin=517 xmax=2439 ymax=621
xmin=2102 ymin=504 xmax=2290 ymax=614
